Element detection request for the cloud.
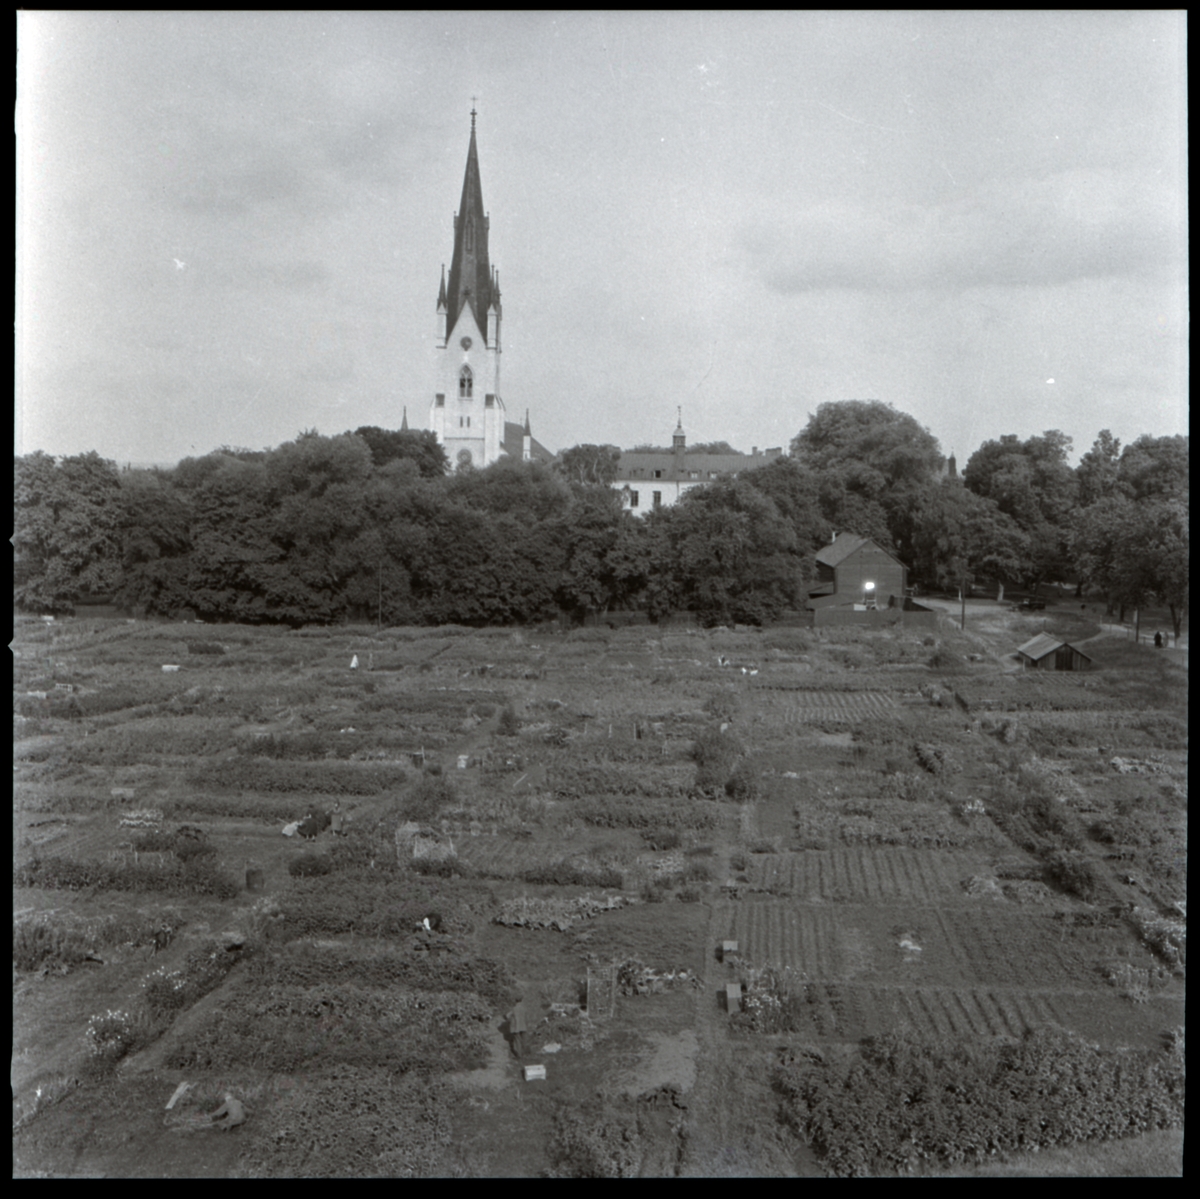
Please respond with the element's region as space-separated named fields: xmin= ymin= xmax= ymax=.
xmin=744 ymin=169 xmax=1181 ymax=294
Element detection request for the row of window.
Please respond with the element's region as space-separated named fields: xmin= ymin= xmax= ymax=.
xmin=434 ymin=392 xmax=496 ymax=408
xmin=625 ymin=490 xmax=662 ymax=510
xmin=625 ymin=468 xmax=715 ymax=480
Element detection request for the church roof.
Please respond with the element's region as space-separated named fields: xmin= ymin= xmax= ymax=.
xmin=502 ymin=420 xmax=555 ymax=464
xmin=444 ymin=113 xmax=496 ymax=340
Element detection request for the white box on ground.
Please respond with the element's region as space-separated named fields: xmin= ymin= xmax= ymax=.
xmin=523 ymin=1064 xmax=547 ymax=1081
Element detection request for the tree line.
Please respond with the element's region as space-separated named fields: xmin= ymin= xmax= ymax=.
xmin=13 ymin=405 xmax=1188 ymax=634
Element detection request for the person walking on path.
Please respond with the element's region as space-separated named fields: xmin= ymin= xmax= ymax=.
xmin=330 ymin=800 xmax=345 ymax=836
xmin=506 ymin=995 xmax=529 ymax=1059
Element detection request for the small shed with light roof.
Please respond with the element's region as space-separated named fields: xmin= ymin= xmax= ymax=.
xmin=1015 ymin=633 xmax=1093 ymax=671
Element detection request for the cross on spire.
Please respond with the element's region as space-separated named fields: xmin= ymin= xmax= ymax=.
xmin=470 ymin=98 xmax=477 ymax=130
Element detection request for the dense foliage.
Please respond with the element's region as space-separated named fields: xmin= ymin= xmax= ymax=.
xmin=12 ymin=414 xmax=1187 ymax=626
xmin=774 ymin=1027 xmax=1185 ymax=1176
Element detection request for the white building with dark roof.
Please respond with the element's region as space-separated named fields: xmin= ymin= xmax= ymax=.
xmin=611 ymin=412 xmax=783 ymax=513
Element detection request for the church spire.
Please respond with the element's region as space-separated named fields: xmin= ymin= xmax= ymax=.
xmin=401 ymin=406 xmax=409 ymax=432
xmin=444 ymin=108 xmax=494 ymax=342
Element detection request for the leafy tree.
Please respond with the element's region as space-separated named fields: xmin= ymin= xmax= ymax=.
xmin=687 ymin=441 xmax=740 ymax=455
xmin=186 ymin=454 xmax=281 ymax=622
xmin=14 ymin=451 xmax=124 ymax=612
xmin=910 ymin=482 xmax=1030 ymax=597
xmin=740 ymin=456 xmax=827 ymax=553
xmin=553 ymin=490 xmax=629 ymax=617
xmin=351 ymin=426 xmax=448 ymax=478
xmin=790 ymin=400 xmax=945 ymax=556
xmin=1076 ymin=429 xmax=1122 ymax=507
xmin=963 ymin=431 xmax=1078 ymax=588
xmin=1116 ymin=434 xmax=1189 ymax=503
xmin=447 ymin=457 xmax=572 ymax=522
xmin=556 ymin=443 xmax=621 ymax=487
xmin=654 ymin=479 xmax=805 ymax=625
xmin=114 ymin=469 xmax=195 ymax=615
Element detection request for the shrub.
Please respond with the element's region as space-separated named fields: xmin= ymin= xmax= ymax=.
xmin=773 ymin=1027 xmax=1186 ymax=1177
xmin=547 ymin=1102 xmax=644 ymax=1178
xmin=240 ymin=1069 xmax=455 ymax=1178
xmin=289 ymin=853 xmax=333 ymax=878
xmin=143 ymin=939 xmax=246 ymax=1019
xmin=725 ymin=760 xmax=760 ymax=801
xmin=692 ymin=726 xmax=744 ymax=773
xmin=578 ymin=796 xmax=718 ymax=831
xmin=640 ymin=829 xmax=681 ymax=852
xmin=14 ymin=854 xmax=239 ymax=899
xmin=13 ymin=909 xmax=184 ymax=973
xmin=188 ymin=758 xmax=409 ymax=796
xmin=703 ymin=688 xmax=743 ymax=723
xmin=520 ymin=863 xmax=624 ymax=888
xmin=497 ymin=702 xmax=522 ymax=736
xmin=399 ymin=774 xmax=457 ymax=823
xmin=85 ymin=1008 xmax=149 ymax=1062
xmin=187 ymin=641 xmax=226 ymax=655
xmin=1044 ymin=850 xmax=1105 ymax=902
xmin=927 ymin=647 xmax=967 ymax=672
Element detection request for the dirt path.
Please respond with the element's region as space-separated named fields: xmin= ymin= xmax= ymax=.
xmin=675 ymin=893 xmax=802 ymax=1176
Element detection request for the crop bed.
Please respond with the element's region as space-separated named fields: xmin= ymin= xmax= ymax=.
xmin=745 ymin=848 xmax=1004 ymax=901
xmin=772 ymin=692 xmax=898 ymax=723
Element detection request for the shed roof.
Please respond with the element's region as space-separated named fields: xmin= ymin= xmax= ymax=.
xmin=815 ymin=532 xmax=902 ymax=568
xmin=1016 ymin=633 xmax=1093 ymax=662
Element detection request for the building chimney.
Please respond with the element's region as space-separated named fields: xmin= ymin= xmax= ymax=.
xmin=752 ymin=446 xmax=758 ymax=456
xmin=831 ymin=530 xmax=837 ymax=544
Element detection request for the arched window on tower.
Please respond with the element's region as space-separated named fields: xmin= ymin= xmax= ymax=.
xmin=459 ymin=367 xmax=473 ymax=398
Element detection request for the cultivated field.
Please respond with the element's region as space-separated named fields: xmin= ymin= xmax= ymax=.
xmin=12 ymin=606 xmax=1186 ymax=1176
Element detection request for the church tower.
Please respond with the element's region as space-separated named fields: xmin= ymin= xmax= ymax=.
xmin=429 ymin=107 xmax=505 ymax=470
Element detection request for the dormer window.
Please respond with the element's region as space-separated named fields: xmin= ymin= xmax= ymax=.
xmin=459 ymin=367 xmax=473 ymax=398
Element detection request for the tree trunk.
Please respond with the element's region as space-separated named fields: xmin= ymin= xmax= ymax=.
xmin=1169 ymin=605 xmax=1182 ymax=641
xmin=996 ymin=581 xmax=1004 ymax=604
xmin=1074 ymin=581 xmax=1083 ymax=598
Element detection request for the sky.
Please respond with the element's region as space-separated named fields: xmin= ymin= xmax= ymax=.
xmin=16 ymin=11 xmax=1188 ymax=468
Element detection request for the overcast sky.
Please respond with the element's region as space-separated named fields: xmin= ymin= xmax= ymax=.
xmin=17 ymin=11 xmax=1187 ymax=468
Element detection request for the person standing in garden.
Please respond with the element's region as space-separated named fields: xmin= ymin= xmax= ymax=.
xmin=506 ymin=995 xmax=529 ymax=1059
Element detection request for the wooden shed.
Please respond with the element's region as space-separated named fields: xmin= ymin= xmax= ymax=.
xmin=808 ymin=533 xmax=907 ymax=611
xmin=1015 ymin=633 xmax=1093 ymax=671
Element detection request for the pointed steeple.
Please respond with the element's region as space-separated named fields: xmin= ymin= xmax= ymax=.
xmin=401 ymin=406 xmax=409 ymax=432
xmin=445 ymin=108 xmax=494 ymax=342
xmin=523 ymin=408 xmax=531 ymax=436
xmin=436 ymin=265 xmax=447 ymax=310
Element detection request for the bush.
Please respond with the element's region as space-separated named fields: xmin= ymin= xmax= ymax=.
xmin=578 ymin=796 xmax=719 ymax=831
xmin=773 ymin=1027 xmax=1185 ymax=1177
xmin=497 ymin=702 xmax=522 ymax=736
xmin=725 ymin=760 xmax=759 ymax=801
xmin=547 ymin=1102 xmax=644 ymax=1178
xmin=399 ymin=774 xmax=457 ymax=823
xmin=85 ymin=1008 xmax=151 ymax=1063
xmin=289 ymin=853 xmax=333 ymax=878
xmin=14 ymin=854 xmax=239 ymax=899
xmin=188 ymin=758 xmax=409 ymax=796
xmin=640 ymin=829 xmax=681 ymax=852
xmin=240 ymin=1069 xmax=454 ymax=1178
xmin=13 ymin=909 xmax=184 ymax=973
xmin=143 ymin=939 xmax=247 ymax=1019
xmin=187 ymin=641 xmax=226 ymax=655
xmin=692 ymin=726 xmax=744 ymax=773
xmin=520 ymin=863 xmax=624 ymax=888
xmin=166 ymin=982 xmax=491 ymax=1077
xmin=1046 ymin=850 xmax=1106 ymax=902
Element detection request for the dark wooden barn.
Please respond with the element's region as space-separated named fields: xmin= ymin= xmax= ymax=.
xmin=808 ymin=533 xmax=908 ymax=610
